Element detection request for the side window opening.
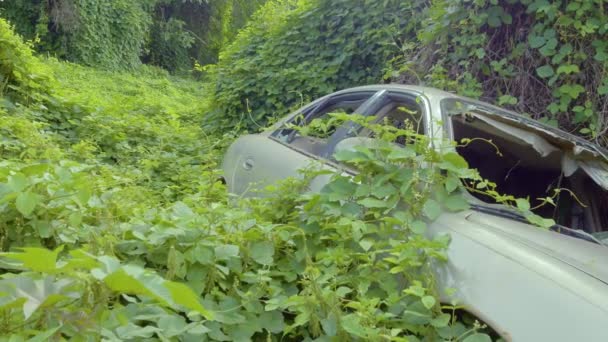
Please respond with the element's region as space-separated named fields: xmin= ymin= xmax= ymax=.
xmin=363 ymin=93 xmax=425 ymax=145
xmin=272 ymin=92 xmax=374 ymax=156
xmin=446 ymin=101 xmax=608 ymax=238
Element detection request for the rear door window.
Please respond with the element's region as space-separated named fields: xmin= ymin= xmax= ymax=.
xmin=271 ymin=91 xmax=376 ymax=156
xmin=363 ymin=92 xmax=426 ymax=144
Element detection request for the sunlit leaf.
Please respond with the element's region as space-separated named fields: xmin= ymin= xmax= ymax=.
xmin=249 ymin=241 xmax=274 ymax=265
xmin=15 ymin=192 xmax=43 ymax=216
xmin=165 ymin=281 xmax=214 ymax=320
xmin=2 ymin=246 xmax=64 ymax=273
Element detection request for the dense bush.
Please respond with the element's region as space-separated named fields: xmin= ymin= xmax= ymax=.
xmin=206 ymin=0 xmax=418 ymax=129
xmin=0 ymin=0 xmax=155 ymax=70
xmin=387 ymin=0 xmax=608 ymax=146
xmin=207 ymin=0 xmax=607 ymax=147
xmin=0 ymin=18 xmax=54 ymax=103
xmin=0 ymin=0 xmax=266 ymax=71
xmin=0 ymin=18 xmax=512 ymax=340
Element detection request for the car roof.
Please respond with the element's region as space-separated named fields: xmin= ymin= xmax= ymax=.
xmin=334 ymin=84 xmax=608 ymax=159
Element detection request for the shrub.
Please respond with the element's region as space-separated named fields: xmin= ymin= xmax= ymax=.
xmin=206 ymin=0 xmax=417 ymax=130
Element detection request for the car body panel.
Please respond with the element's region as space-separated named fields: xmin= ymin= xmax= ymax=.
xmin=223 ymin=134 xmax=335 ymax=196
xmin=433 ymin=212 xmax=608 ymax=341
xmin=222 ymin=85 xmax=608 ymax=341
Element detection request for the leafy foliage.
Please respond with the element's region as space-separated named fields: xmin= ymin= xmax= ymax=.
xmin=0 ymin=0 xmax=267 ymax=71
xmin=150 ymin=0 xmax=268 ymax=70
xmin=0 ymin=20 xmax=507 ymax=340
xmin=205 ymin=0 xmax=415 ymax=129
xmin=386 ymin=0 xmax=608 ymax=145
xmin=0 ymin=18 xmax=54 ymax=103
xmin=206 ymin=0 xmax=607 ymax=147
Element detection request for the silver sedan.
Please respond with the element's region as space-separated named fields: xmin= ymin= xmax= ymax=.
xmin=223 ymin=85 xmax=608 ymax=341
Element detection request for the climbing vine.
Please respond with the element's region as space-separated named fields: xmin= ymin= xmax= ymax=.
xmin=389 ymin=0 xmax=608 ymax=145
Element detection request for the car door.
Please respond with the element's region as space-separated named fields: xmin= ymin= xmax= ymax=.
xmin=223 ymin=90 xmax=386 ymax=196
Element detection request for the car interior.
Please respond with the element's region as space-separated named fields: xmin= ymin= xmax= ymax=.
xmin=450 ymin=110 xmax=608 ymax=239
xmin=273 ymin=91 xmax=425 ymax=156
xmin=276 ymin=91 xmax=608 ymax=241
xmin=272 ymin=92 xmax=374 ymax=156
xmin=363 ymin=93 xmax=425 ymax=144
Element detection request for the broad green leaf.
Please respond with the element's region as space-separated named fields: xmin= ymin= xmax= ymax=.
xmin=165 ymin=281 xmax=214 ymax=320
xmin=387 ymin=147 xmax=416 ymax=161
xmin=260 ymin=311 xmax=284 ymax=333
xmin=525 ymin=213 xmax=555 ymax=229
xmin=440 ymin=152 xmax=468 ymax=171
xmin=528 ymin=35 xmax=546 ymax=48
xmin=536 ymin=65 xmax=554 ymax=78
xmin=116 ymin=324 xmax=161 ymax=339
xmin=321 ymin=313 xmax=338 ymax=336
xmin=0 ymin=276 xmax=73 ymax=319
xmin=103 ymin=268 xmax=151 ymax=296
xmin=515 ymin=198 xmax=530 ymax=211
xmin=214 ymin=244 xmax=240 ymax=260
xmin=157 ymin=315 xmax=189 ymax=337
xmin=2 ymin=246 xmax=64 ymax=273
xmin=421 ymin=295 xmax=436 ymax=309
xmin=445 ymin=176 xmax=460 ymax=193
xmin=431 ymin=313 xmax=451 ymax=328
xmin=411 ymin=220 xmax=427 ymax=234
xmin=358 ymin=198 xmax=388 ymax=208
xmin=336 ymin=286 xmax=352 ymax=297
xmin=8 ymin=173 xmax=28 ymax=192
xmin=187 ymin=245 xmax=214 ymax=265
xmin=27 ymin=326 xmax=62 ymax=342
xmin=15 ymin=192 xmax=43 ymax=216
xmin=463 ymin=333 xmax=492 ymax=342
xmin=422 ymin=199 xmax=442 ymax=220
xmin=444 ymin=195 xmax=469 ymax=212
xmin=558 ymin=84 xmax=585 ymax=99
xmin=250 ymin=241 xmax=274 ymax=265
xmin=341 ymin=314 xmax=367 ymax=337
xmin=359 ymin=239 xmax=374 ymax=251
xmin=498 ymin=95 xmax=517 ymax=105
xmin=556 ymin=64 xmax=579 ymax=75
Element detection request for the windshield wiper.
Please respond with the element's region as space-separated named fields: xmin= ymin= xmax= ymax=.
xmin=470 ymin=204 xmax=605 ymax=246
xmin=550 ymin=225 xmax=606 ymax=246
xmin=470 ymin=204 xmax=527 ymax=222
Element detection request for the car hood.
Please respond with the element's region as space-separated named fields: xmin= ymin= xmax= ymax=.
xmin=466 ymin=210 xmax=608 ymax=284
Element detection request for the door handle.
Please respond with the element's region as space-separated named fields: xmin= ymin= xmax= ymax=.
xmin=243 ymin=158 xmax=254 ymax=170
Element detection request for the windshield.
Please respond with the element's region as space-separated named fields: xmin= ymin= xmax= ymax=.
xmin=442 ymin=98 xmax=608 ymax=242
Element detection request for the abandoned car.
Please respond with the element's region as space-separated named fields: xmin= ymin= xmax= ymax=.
xmin=222 ymin=85 xmax=608 ymax=341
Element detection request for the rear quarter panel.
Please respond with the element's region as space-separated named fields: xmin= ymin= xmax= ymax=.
xmin=222 ymin=134 xmax=334 ymax=196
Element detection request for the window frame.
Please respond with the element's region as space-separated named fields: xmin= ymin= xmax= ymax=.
xmin=269 ymin=89 xmax=430 ymax=161
xmin=269 ymin=90 xmax=382 ymax=157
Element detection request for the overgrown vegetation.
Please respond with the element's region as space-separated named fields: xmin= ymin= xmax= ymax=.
xmin=0 ymin=19 xmax=512 ymax=340
xmin=1 ymin=0 xmax=606 ymax=339
xmin=207 ymin=0 xmax=608 ymax=146
xmin=206 ymin=0 xmax=413 ymax=129
xmin=0 ymin=0 xmax=266 ymax=71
